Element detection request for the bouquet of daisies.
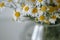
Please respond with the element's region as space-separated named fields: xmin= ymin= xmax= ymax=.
xmin=0 ymin=0 xmax=60 ymax=25
xmin=0 ymin=0 xmax=60 ymax=40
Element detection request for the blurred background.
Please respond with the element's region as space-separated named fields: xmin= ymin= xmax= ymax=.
xmin=1 ymin=0 xmax=60 ymax=40
xmin=0 ymin=6 xmax=35 ymax=40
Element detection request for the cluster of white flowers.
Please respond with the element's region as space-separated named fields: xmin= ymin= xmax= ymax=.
xmin=0 ymin=0 xmax=60 ymax=24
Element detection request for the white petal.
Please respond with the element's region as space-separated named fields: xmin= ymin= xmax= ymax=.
xmin=49 ymin=19 xmax=56 ymax=24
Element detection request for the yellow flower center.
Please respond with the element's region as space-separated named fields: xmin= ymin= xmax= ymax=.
xmin=50 ymin=0 xmax=53 ymax=3
xmin=39 ymin=15 xmax=45 ymax=21
xmin=8 ymin=0 xmax=12 ymax=2
xmin=15 ymin=11 xmax=20 ymax=17
xmin=32 ymin=8 xmax=38 ymax=14
xmin=31 ymin=0 xmax=36 ymax=2
xmin=0 ymin=2 xmax=5 ymax=8
xmin=23 ymin=6 xmax=29 ymax=12
xmin=41 ymin=6 xmax=47 ymax=12
xmin=57 ymin=4 xmax=60 ymax=8
xmin=56 ymin=0 xmax=60 ymax=4
xmin=51 ymin=15 xmax=57 ymax=19
xmin=38 ymin=0 xmax=43 ymax=2
xmin=54 ymin=6 xmax=58 ymax=11
xmin=21 ymin=3 xmax=25 ymax=8
xmin=44 ymin=20 xmax=50 ymax=24
xmin=48 ymin=6 xmax=55 ymax=13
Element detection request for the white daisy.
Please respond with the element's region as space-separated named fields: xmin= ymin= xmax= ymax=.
xmin=13 ymin=8 xmax=23 ymax=21
xmin=30 ymin=7 xmax=39 ymax=17
xmin=38 ymin=9 xmax=43 ymax=17
xmin=22 ymin=4 xmax=32 ymax=15
xmin=25 ymin=0 xmax=36 ymax=7
xmin=49 ymin=18 xmax=56 ymax=24
xmin=55 ymin=13 xmax=60 ymax=18
xmin=0 ymin=1 xmax=5 ymax=13
xmin=12 ymin=0 xmax=19 ymax=3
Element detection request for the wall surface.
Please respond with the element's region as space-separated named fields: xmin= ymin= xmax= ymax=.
xmin=0 ymin=7 xmax=35 ymax=40
xmin=0 ymin=0 xmax=51 ymax=40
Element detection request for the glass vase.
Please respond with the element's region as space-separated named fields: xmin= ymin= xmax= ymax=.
xmin=44 ymin=24 xmax=60 ymax=40
xmin=31 ymin=24 xmax=60 ymax=40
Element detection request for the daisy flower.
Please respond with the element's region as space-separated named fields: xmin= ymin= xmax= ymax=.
xmin=40 ymin=6 xmax=47 ymax=12
xmin=38 ymin=0 xmax=43 ymax=2
xmin=23 ymin=5 xmax=29 ymax=12
xmin=55 ymin=0 xmax=60 ymax=4
xmin=49 ymin=15 xmax=57 ymax=24
xmin=55 ymin=13 xmax=60 ymax=18
xmin=13 ymin=8 xmax=23 ymax=21
xmin=30 ymin=7 xmax=39 ymax=17
xmin=7 ymin=0 xmax=13 ymax=2
xmin=38 ymin=10 xmax=43 ymax=17
xmin=53 ymin=0 xmax=60 ymax=5
xmin=0 ymin=1 xmax=5 ymax=13
xmin=20 ymin=3 xmax=25 ymax=9
xmin=32 ymin=7 xmax=38 ymax=14
xmin=36 ymin=0 xmax=43 ymax=6
xmin=25 ymin=0 xmax=36 ymax=7
xmin=36 ymin=0 xmax=46 ymax=6
xmin=44 ymin=20 xmax=50 ymax=24
xmin=57 ymin=4 xmax=60 ymax=9
xmin=0 ymin=1 xmax=5 ymax=8
xmin=22 ymin=4 xmax=32 ymax=15
xmin=26 ymin=0 xmax=36 ymax=3
xmin=48 ymin=6 xmax=55 ymax=14
xmin=38 ymin=15 xmax=45 ymax=22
